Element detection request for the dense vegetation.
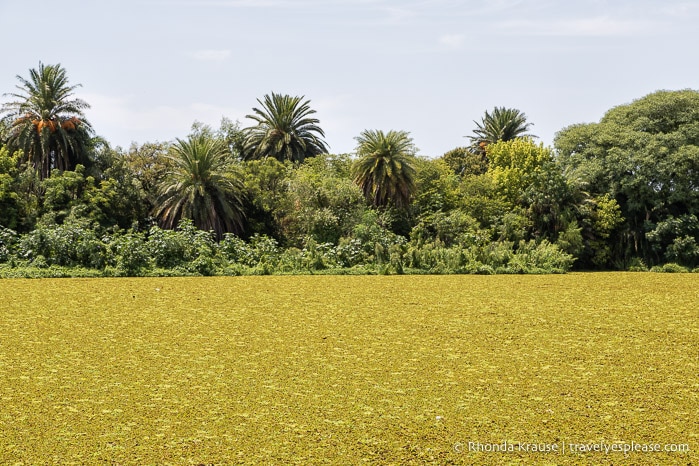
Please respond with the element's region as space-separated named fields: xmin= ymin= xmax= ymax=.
xmin=2 ymin=63 xmax=699 ymax=276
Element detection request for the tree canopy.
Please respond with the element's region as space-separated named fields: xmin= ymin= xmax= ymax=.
xmin=468 ymin=107 xmax=534 ymax=155
xmin=555 ymin=89 xmax=699 ymax=267
xmin=154 ymin=134 xmax=245 ymax=238
xmin=352 ymin=129 xmax=417 ymax=209
xmin=1 ymin=62 xmax=93 ymax=179
xmin=242 ymin=92 xmax=328 ymax=163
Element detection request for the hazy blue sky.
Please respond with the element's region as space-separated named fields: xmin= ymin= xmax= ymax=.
xmin=2 ymin=0 xmax=698 ymax=156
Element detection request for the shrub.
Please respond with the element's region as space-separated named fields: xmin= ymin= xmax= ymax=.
xmin=664 ymin=235 xmax=699 ymax=268
xmin=219 ymin=233 xmax=254 ymax=266
xmin=627 ymin=257 xmax=648 ymax=272
xmin=105 ymin=231 xmax=151 ymax=276
xmin=650 ymin=263 xmax=689 ymax=273
xmin=147 ymin=226 xmax=191 ymax=269
xmin=0 ymin=227 xmax=18 ymax=263
xmin=17 ymin=219 xmax=106 ymax=269
xmin=249 ymin=234 xmax=281 ymax=267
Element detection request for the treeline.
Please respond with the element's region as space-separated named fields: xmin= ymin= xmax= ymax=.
xmin=1 ymin=63 xmax=699 ymax=276
xmin=0 ymin=148 xmax=575 ymax=277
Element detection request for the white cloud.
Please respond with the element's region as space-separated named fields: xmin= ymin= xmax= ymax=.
xmin=189 ymin=49 xmax=231 ymax=62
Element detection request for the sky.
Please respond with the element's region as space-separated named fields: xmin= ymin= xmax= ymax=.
xmin=1 ymin=0 xmax=698 ymax=156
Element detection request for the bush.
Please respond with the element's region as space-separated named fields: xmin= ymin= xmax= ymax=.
xmin=665 ymin=235 xmax=699 ymax=268
xmin=626 ymin=257 xmax=648 ymax=272
xmin=650 ymin=263 xmax=689 ymax=273
xmin=219 ymin=233 xmax=254 ymax=265
xmin=249 ymin=234 xmax=281 ymax=267
xmin=0 ymin=263 xmax=102 ymax=278
xmin=0 ymin=215 xmax=580 ymax=277
xmin=514 ymin=240 xmax=575 ymax=273
xmin=0 ymin=227 xmax=18 ymax=263
xmin=17 ymin=219 xmax=106 ymax=269
xmin=147 ymin=226 xmax=192 ymax=269
xmin=105 ymin=231 xmax=151 ymax=276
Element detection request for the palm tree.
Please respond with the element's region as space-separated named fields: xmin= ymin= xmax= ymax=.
xmin=352 ymin=129 xmax=417 ymax=208
xmin=1 ymin=62 xmax=93 ymax=179
xmin=468 ymin=107 xmax=534 ymax=154
xmin=154 ymin=134 xmax=245 ymax=238
xmin=242 ymin=92 xmax=328 ymax=163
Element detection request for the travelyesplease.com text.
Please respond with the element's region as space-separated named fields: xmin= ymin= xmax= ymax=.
xmin=454 ymin=440 xmax=690 ymax=455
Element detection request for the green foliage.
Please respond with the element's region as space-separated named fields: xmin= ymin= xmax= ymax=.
xmin=554 ymin=221 xmax=584 ymax=258
xmin=646 ymin=214 xmax=699 ymax=267
xmin=664 ymin=235 xmax=699 ymax=268
xmin=352 ymin=130 xmax=417 ymax=208
xmin=410 ymin=157 xmax=460 ymax=219
xmin=0 ymin=147 xmax=20 ymax=229
xmin=154 ymin=134 xmax=245 ymax=238
xmin=122 ymin=141 xmax=171 ymax=210
xmin=282 ymin=154 xmax=366 ymax=245
xmin=17 ymin=217 xmax=106 ymax=269
xmin=0 ymin=263 xmax=103 ymax=278
xmin=487 ymin=138 xmax=554 ymax=204
xmin=240 ymin=157 xmax=290 ymax=238
xmin=104 ymin=231 xmax=150 ymax=276
xmin=41 ymin=165 xmax=91 ymax=219
xmin=468 ymin=107 xmax=534 ymax=154
xmin=11 ymin=163 xmax=41 ymax=231
xmin=216 ymin=117 xmax=246 ymax=159
xmin=78 ymin=144 xmax=148 ymax=229
xmin=650 ymin=262 xmax=690 ymax=273
xmin=410 ymin=210 xmax=484 ymax=248
xmin=404 ymin=239 xmax=574 ymax=274
xmin=457 ymin=174 xmax=511 ymax=228
xmin=242 ymin=92 xmax=328 ymax=163
xmin=5 ymin=64 xmax=698 ymax=276
xmin=219 ymin=233 xmax=281 ymax=271
xmin=86 ymin=168 xmax=147 ymax=230
xmin=575 ymin=194 xmax=625 ymax=268
xmin=556 ymin=89 xmax=699 ymax=266
xmin=21 ymin=161 xmax=148 ymax=230
xmin=350 ymin=210 xmax=407 ymax=266
xmin=2 ymin=213 xmax=576 ymax=276
xmin=626 ymin=257 xmax=648 ymax=272
xmin=0 ymin=226 xmax=18 ymax=262
xmin=440 ymin=146 xmax=487 ymax=176
xmin=0 ymin=62 xmax=93 ymax=179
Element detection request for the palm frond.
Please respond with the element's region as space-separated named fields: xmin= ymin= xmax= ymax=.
xmin=352 ymin=129 xmax=417 ymax=208
xmin=154 ymin=134 xmax=245 ymax=238
xmin=468 ymin=107 xmax=535 ymax=155
xmin=0 ymin=62 xmax=93 ymax=179
xmin=242 ymin=92 xmax=328 ymax=163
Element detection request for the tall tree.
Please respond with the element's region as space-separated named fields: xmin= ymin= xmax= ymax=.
xmin=154 ymin=134 xmax=245 ymax=238
xmin=468 ymin=107 xmax=534 ymax=155
xmin=242 ymin=92 xmax=328 ymax=163
xmin=1 ymin=62 xmax=93 ymax=179
xmin=555 ymin=89 xmax=699 ymax=267
xmin=352 ymin=130 xmax=417 ymax=208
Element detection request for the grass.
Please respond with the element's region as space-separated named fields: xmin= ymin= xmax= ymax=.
xmin=0 ymin=273 xmax=697 ymax=465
